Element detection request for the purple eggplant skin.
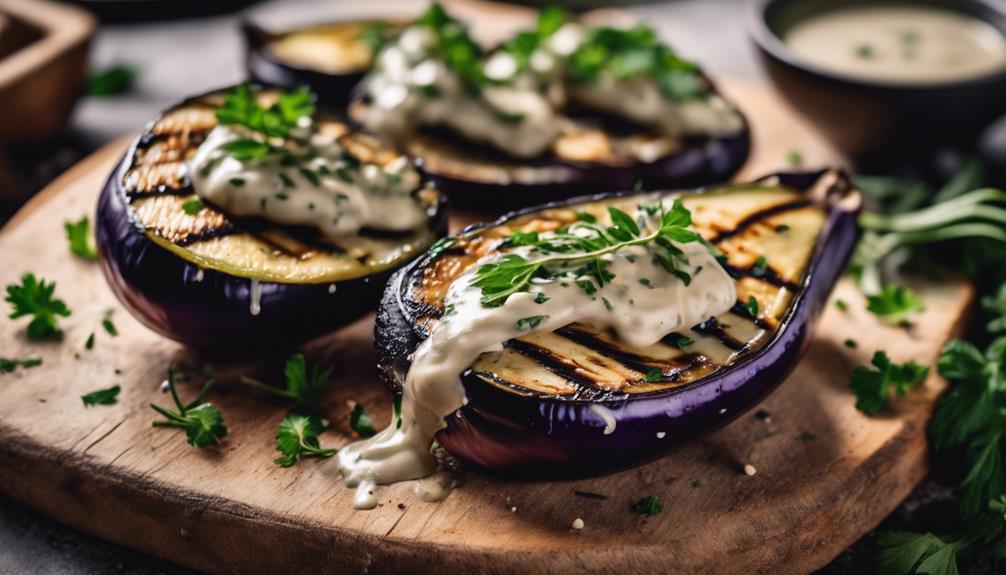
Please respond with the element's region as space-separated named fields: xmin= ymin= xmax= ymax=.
xmin=375 ymin=170 xmax=861 ymax=477
xmin=243 ymin=21 xmax=366 ymax=110
xmin=425 ymin=127 xmax=752 ymax=212
xmin=96 ymin=137 xmax=449 ymax=353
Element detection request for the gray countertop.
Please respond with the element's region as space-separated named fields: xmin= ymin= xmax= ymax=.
xmin=0 ymin=1 xmax=953 ymax=573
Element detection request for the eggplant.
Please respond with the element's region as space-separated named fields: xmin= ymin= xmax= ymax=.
xmin=96 ymin=88 xmax=447 ymax=351
xmin=244 ymin=20 xmax=397 ymax=109
xmin=347 ymin=83 xmax=751 ymax=210
xmin=375 ymin=169 xmax=860 ymax=476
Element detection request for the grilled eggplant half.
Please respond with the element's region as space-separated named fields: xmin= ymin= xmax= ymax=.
xmin=96 ymin=88 xmax=447 ymax=351
xmin=244 ymin=20 xmax=398 ymax=109
xmin=376 ymin=169 xmax=860 ymax=475
xmin=347 ymin=82 xmax=750 ymax=210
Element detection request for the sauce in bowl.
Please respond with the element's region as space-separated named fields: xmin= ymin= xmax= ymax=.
xmin=785 ymin=5 xmax=1006 ymax=84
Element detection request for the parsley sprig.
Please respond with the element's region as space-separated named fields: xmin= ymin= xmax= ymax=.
xmin=150 ymin=368 xmax=227 ymax=448
xmin=471 ymin=201 xmax=701 ymax=307
xmin=274 ymin=413 xmax=336 ymax=467
xmin=850 ymin=351 xmax=929 ymax=415
xmin=866 ymin=284 xmax=925 ymax=326
xmin=239 ymin=353 xmax=331 ymax=408
xmin=568 ymin=25 xmax=706 ymax=100
xmin=501 ymin=6 xmax=567 ymax=75
xmin=5 ymin=273 xmax=71 ymax=340
xmin=213 ymin=84 xmax=316 ymax=161
xmin=415 ymin=4 xmax=486 ymax=88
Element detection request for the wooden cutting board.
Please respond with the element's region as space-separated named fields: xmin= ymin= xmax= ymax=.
xmin=0 ymin=81 xmax=972 ymax=575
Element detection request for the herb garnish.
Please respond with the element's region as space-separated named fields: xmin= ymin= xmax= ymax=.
xmin=0 ymin=357 xmax=41 ymax=373
xmin=274 ymin=413 xmax=336 ymax=467
xmin=516 ymin=315 xmax=548 ymax=330
xmin=150 ymin=368 xmax=227 ymax=448
xmin=500 ymin=6 xmax=567 ymax=75
xmin=849 ymin=351 xmax=929 ymax=415
xmin=240 ymin=353 xmax=331 ymax=408
xmin=82 ymin=385 xmax=120 ymax=406
xmin=752 ymin=255 xmax=768 ymax=277
xmin=632 ymin=495 xmax=663 ymax=516
xmin=213 ymin=84 xmax=316 ymax=161
xmin=181 ymin=198 xmax=204 ymax=215
xmin=866 ymin=284 xmax=924 ymax=326
xmin=471 ymin=201 xmax=701 ymax=307
xmin=415 ymin=4 xmax=486 ymax=88
xmin=87 ymin=65 xmax=139 ymax=97
xmin=569 ymin=25 xmax=705 ymax=100
xmin=349 ymin=403 xmax=377 ymax=437
xmin=742 ymin=296 xmax=759 ymax=319
xmin=65 ymin=217 xmax=98 ymax=261
xmin=5 ymin=274 xmax=71 ymax=340
xmin=102 ymin=310 xmax=118 ymax=337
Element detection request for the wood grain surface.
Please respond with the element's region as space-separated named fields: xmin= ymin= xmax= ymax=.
xmin=0 ymin=81 xmax=972 ymax=575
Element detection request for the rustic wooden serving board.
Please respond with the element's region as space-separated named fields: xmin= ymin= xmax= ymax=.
xmin=0 ymin=80 xmax=972 ymax=575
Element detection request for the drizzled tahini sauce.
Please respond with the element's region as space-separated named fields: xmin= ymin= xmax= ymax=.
xmin=189 ymin=123 xmax=427 ymax=240
xmin=360 ymin=20 xmax=743 ymax=158
xmin=337 ymin=210 xmax=736 ymax=508
xmin=361 ymin=27 xmax=559 ymax=158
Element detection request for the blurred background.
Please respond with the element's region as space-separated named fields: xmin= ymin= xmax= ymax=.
xmin=0 ymin=0 xmax=1003 ymax=573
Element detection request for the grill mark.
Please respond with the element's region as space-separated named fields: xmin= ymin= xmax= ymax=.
xmin=633 ymin=353 xmax=707 ymax=384
xmin=692 ymin=317 xmax=747 ymax=352
xmin=720 ymin=262 xmax=801 ymax=291
xmin=173 ymin=224 xmax=242 ymax=246
xmin=709 ymin=200 xmax=810 ymax=243
xmin=554 ymin=326 xmax=703 ymax=380
xmin=134 ymin=130 xmax=210 ymax=165
xmin=125 ymin=184 xmax=194 ymax=200
xmin=503 ymin=339 xmax=614 ymax=400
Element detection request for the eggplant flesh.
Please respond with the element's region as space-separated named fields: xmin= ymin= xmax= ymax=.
xmin=375 ymin=169 xmax=860 ymax=476
xmin=348 ymin=94 xmax=751 ymax=209
xmin=96 ymin=88 xmax=447 ymax=351
xmin=244 ymin=20 xmax=394 ymax=108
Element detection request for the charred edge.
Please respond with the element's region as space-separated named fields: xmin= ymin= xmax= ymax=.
xmin=637 ymin=353 xmax=707 ymax=384
xmin=709 ymin=200 xmax=811 ymax=243
xmin=728 ymin=302 xmax=772 ymax=331
xmin=692 ymin=317 xmax=747 ymax=352
xmin=502 ymin=339 xmax=617 ymax=401
xmin=125 ymin=184 xmax=195 ymax=200
xmin=720 ymin=262 xmax=801 ymax=291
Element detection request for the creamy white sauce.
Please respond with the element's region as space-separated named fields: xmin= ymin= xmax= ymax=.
xmin=189 ymin=124 xmax=427 ymax=240
xmin=360 ymin=20 xmax=743 ymax=159
xmin=338 ymin=207 xmax=736 ymax=501
xmin=249 ymin=279 xmax=262 ymax=316
xmin=589 ymin=404 xmax=617 ymax=435
xmin=786 ymin=6 xmax=1006 ymax=84
xmin=361 ymin=27 xmax=558 ymax=158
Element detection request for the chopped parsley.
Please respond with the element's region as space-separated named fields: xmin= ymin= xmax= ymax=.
xmin=239 ymin=353 xmax=331 ymax=408
xmin=516 ymin=315 xmax=548 ymax=330
xmin=82 ymin=385 xmax=120 ymax=407
xmin=150 ymin=368 xmax=227 ymax=448
xmin=65 ymin=217 xmax=98 ymax=261
xmin=5 ymin=273 xmax=71 ymax=340
xmin=644 ymin=368 xmax=663 ymax=382
xmin=742 ymin=296 xmax=759 ymax=319
xmin=181 ymin=198 xmax=204 ymax=215
xmin=631 ymin=495 xmax=663 ymax=516
xmin=751 ymin=255 xmax=768 ymax=277
xmin=866 ymin=284 xmax=925 ymax=326
xmin=850 ymin=351 xmax=929 ymax=415
xmin=0 ymin=357 xmax=41 ymax=373
xmin=349 ymin=403 xmax=377 ymax=438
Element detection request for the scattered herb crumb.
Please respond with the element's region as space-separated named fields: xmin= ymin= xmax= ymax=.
xmin=274 ymin=412 xmax=336 ymax=467
xmin=181 ymin=198 xmax=204 ymax=215
xmin=349 ymin=403 xmax=376 ymax=437
xmin=644 ymin=368 xmax=663 ymax=382
xmin=65 ymin=217 xmax=98 ymax=261
xmin=0 ymin=357 xmax=42 ymax=373
xmin=755 ymin=409 xmax=772 ymax=421
xmin=82 ymin=385 xmax=120 ymax=406
xmin=844 ymin=338 xmax=858 ymax=349
xmin=632 ymin=495 xmax=663 ymax=516
xmin=835 ymin=298 xmax=849 ymax=312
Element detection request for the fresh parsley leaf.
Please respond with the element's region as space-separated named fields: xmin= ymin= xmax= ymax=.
xmin=575 ymin=211 xmax=597 ymax=223
xmin=416 ymin=4 xmax=485 ymax=87
xmin=102 ymin=310 xmax=118 ymax=337
xmin=866 ymin=284 xmax=925 ymax=325
xmin=82 ymin=385 xmax=120 ymax=406
xmin=349 ymin=403 xmax=376 ymax=437
xmin=0 ymin=357 xmax=41 ymax=373
xmin=240 ymin=353 xmax=331 ymax=408
xmin=274 ymin=413 xmax=336 ymax=467
xmin=534 ymin=292 xmax=550 ymax=304
xmin=850 ymin=351 xmax=929 ymax=415
xmin=181 ymin=198 xmax=204 ymax=215
xmin=631 ymin=495 xmax=663 ymax=516
xmin=752 ymin=255 xmax=767 ymax=277
xmin=88 ymin=65 xmax=138 ymax=97
xmin=835 ymin=298 xmax=849 ymax=312
xmin=5 ymin=273 xmax=71 ymax=340
xmin=516 ymin=315 xmax=548 ymax=330
xmin=215 ymin=84 xmax=315 ymax=142
xmin=65 ymin=217 xmax=97 ymax=261
xmin=875 ymin=531 xmax=964 ymax=575
xmin=471 ymin=200 xmax=700 ymax=307
xmin=643 ymin=368 xmax=662 ymax=382
xmin=150 ymin=368 xmax=227 ymax=448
